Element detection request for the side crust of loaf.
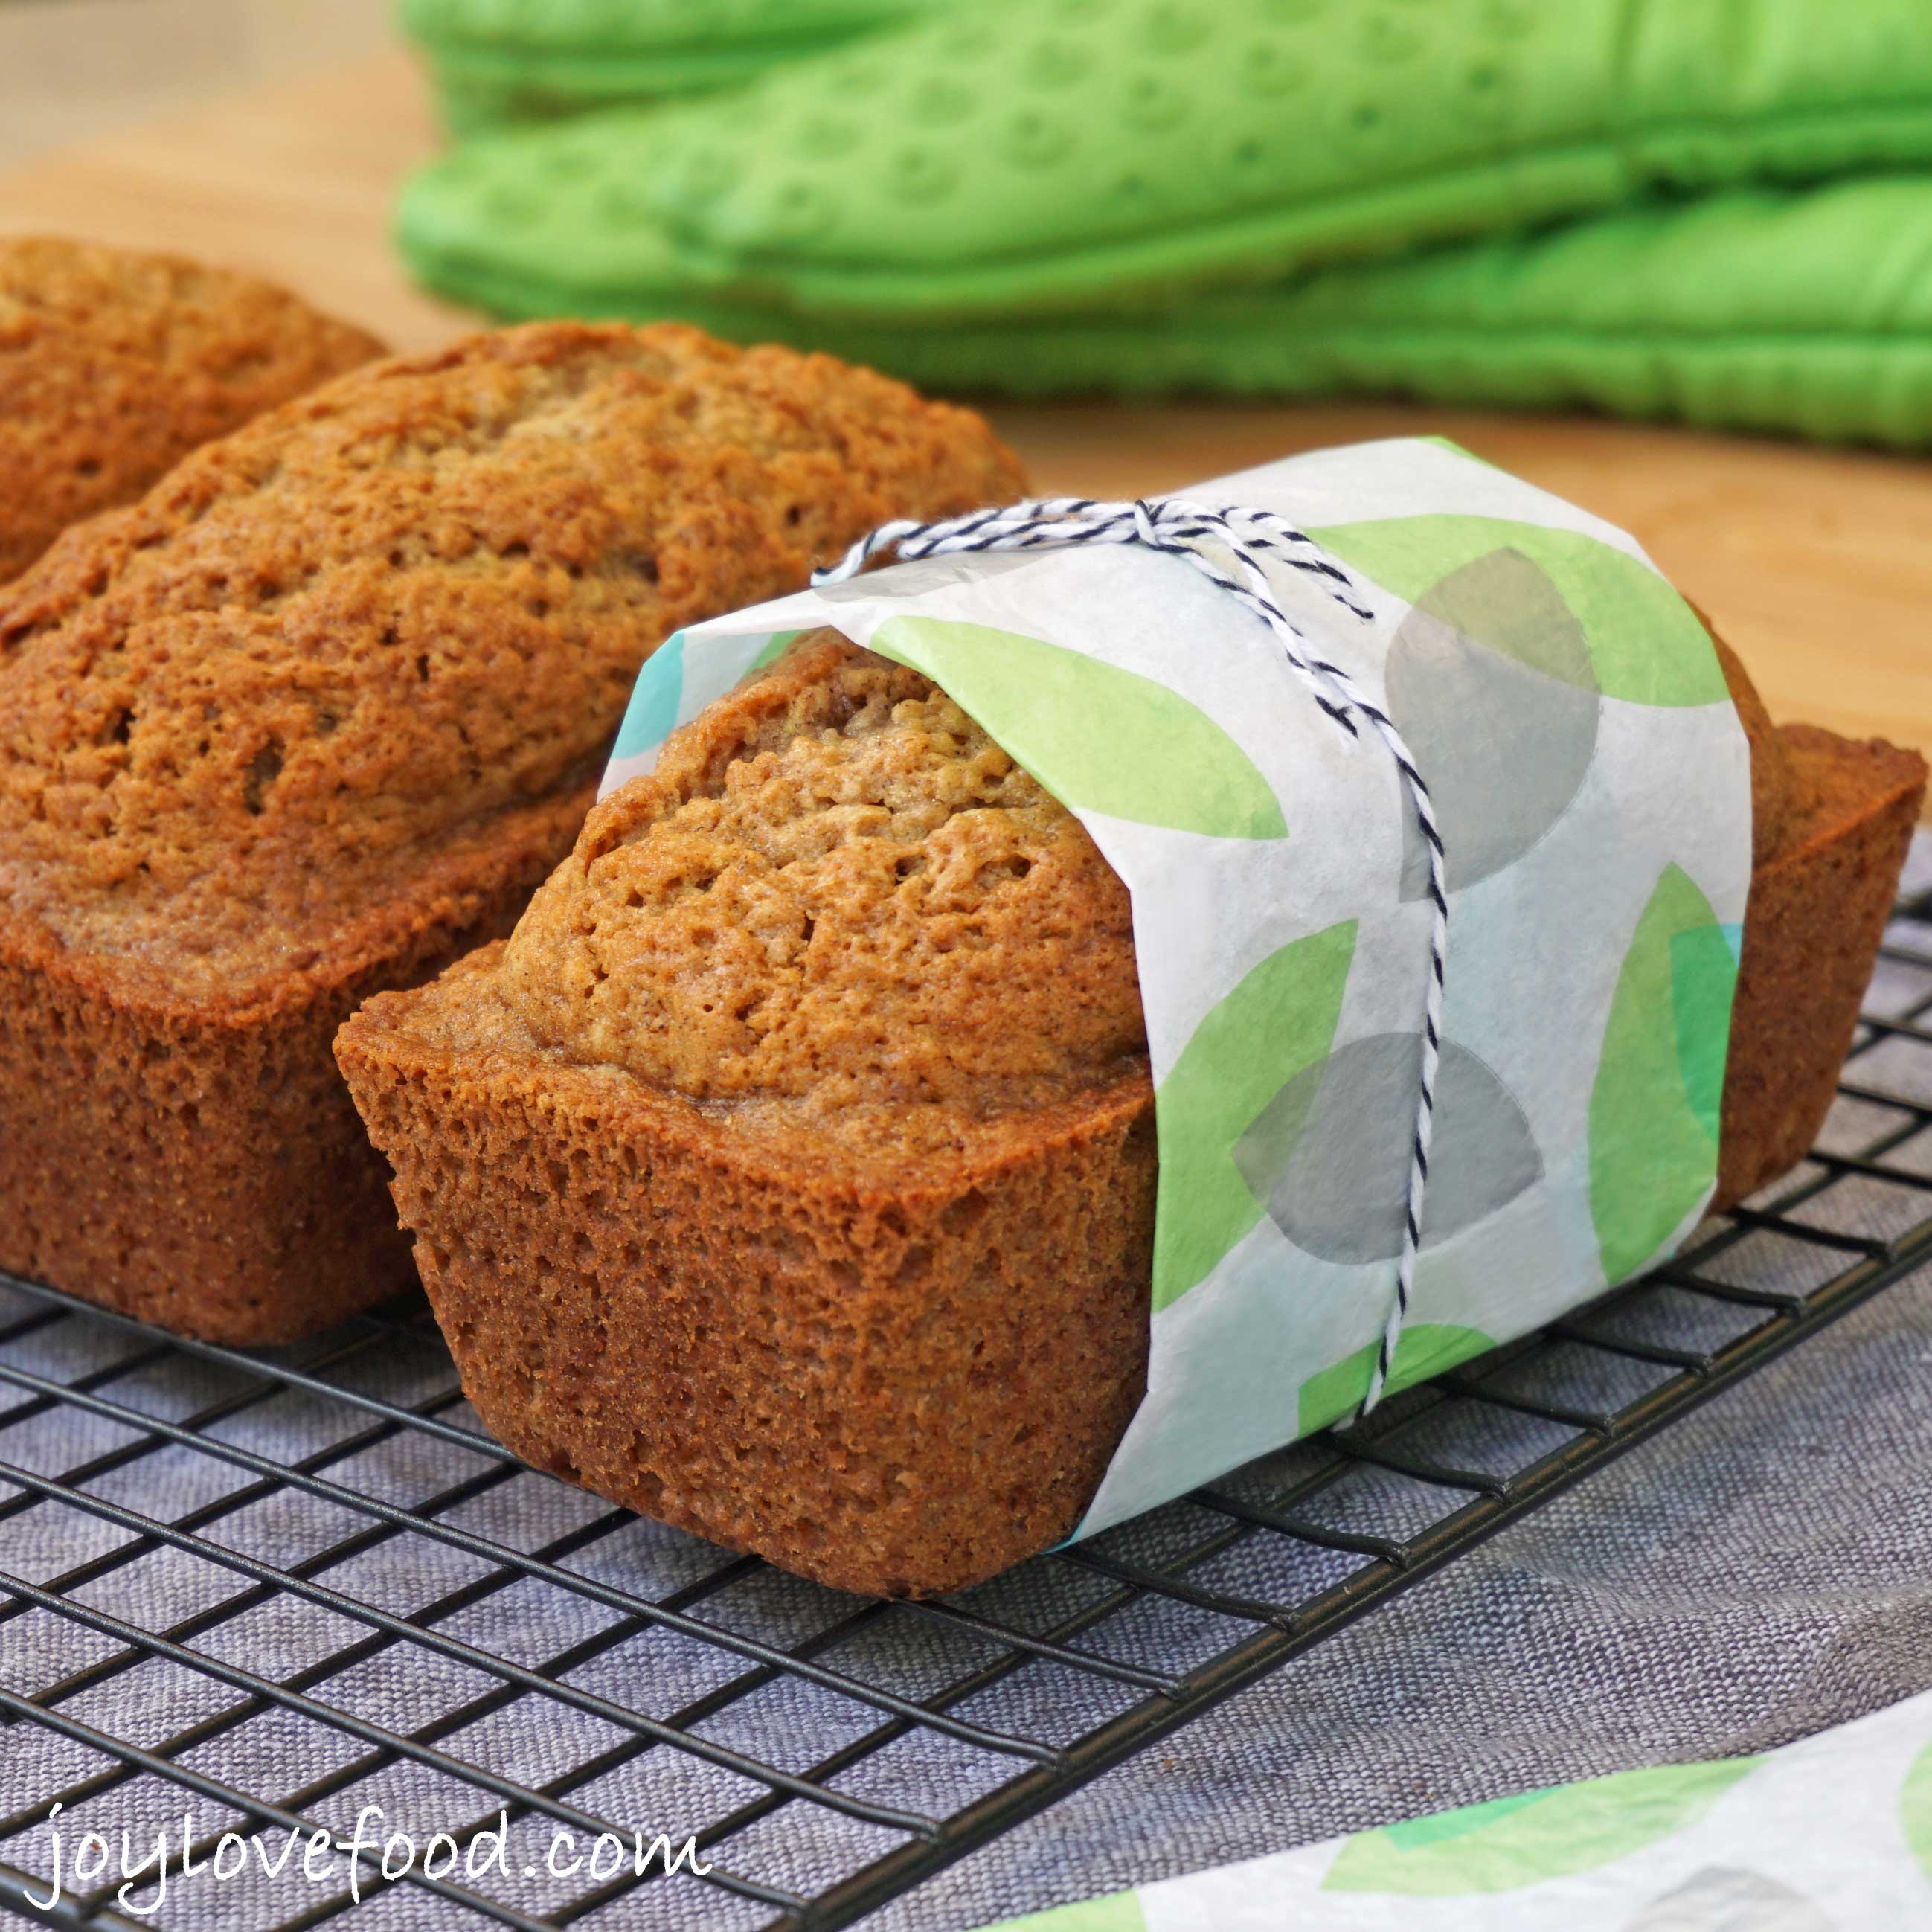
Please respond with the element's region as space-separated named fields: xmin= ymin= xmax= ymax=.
xmin=0 ymin=793 xmax=578 ymax=1341
xmin=1714 ymin=723 xmax=1925 ymax=1207
xmin=337 ymin=949 xmax=1155 ymax=1596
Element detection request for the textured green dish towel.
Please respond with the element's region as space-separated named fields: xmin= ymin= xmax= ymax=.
xmin=399 ymin=0 xmax=931 ymax=134
xmin=402 ymin=172 xmax=1932 ymax=446
xmin=399 ymin=0 xmax=1932 ymax=439
xmin=402 ymin=0 xmax=1932 ymax=308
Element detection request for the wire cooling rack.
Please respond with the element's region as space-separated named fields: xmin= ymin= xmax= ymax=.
xmin=5 ymin=890 xmax=1932 ymax=1932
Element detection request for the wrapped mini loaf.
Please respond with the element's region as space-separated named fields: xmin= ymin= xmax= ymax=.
xmin=0 ymin=324 xmax=1022 ymax=1343
xmin=336 ymin=629 xmax=1924 ymax=1596
xmin=0 ymin=236 xmax=384 ymax=583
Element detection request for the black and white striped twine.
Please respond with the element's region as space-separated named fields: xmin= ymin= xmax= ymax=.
xmin=815 ymin=496 xmax=1448 ymax=1416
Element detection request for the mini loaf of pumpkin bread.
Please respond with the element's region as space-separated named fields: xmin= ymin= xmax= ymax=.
xmin=336 ymin=629 xmax=1923 ymax=1597
xmin=0 ymin=236 xmax=385 ymax=583
xmin=0 ymin=326 xmax=1023 ymax=1343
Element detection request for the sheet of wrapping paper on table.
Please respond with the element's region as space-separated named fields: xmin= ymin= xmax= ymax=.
xmin=600 ymin=437 xmax=1753 ymax=1538
xmin=975 ymin=1678 xmax=1932 ymax=1931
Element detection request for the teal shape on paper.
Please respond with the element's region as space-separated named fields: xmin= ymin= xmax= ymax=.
xmin=1151 ymin=920 xmax=1355 ymax=1312
xmin=1310 ymin=515 xmax=1730 ymax=708
xmin=1625 ymin=1868 xmax=1836 ymax=1931
xmin=1297 ymin=1323 xmax=1495 ymax=1437
xmin=1381 ymin=546 xmax=1600 ymax=897
xmin=1238 ymin=1033 xmax=1543 ymax=1264
xmin=1590 ymin=864 xmax=1739 ymax=1286
xmin=870 ymin=614 xmax=1287 ymax=840
xmin=1323 ymin=1756 xmax=1760 ymax=1894
xmin=612 ymin=629 xmax=686 ymax=758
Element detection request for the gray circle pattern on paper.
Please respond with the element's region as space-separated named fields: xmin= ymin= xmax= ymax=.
xmin=1233 ymin=1032 xmax=1544 ymax=1265
xmin=1387 ymin=546 xmax=1602 ymax=901
xmin=1624 ymin=1865 xmax=1838 ymax=1932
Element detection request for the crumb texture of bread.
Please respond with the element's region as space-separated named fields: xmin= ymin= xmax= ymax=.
xmin=0 ymin=321 xmax=1024 ymax=1341
xmin=0 ymin=236 xmax=385 ymax=585
xmin=340 ymin=621 xmax=1925 ymax=1594
xmin=0 ymin=326 xmax=1024 ymax=995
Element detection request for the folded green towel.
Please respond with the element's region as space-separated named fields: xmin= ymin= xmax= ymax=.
xmin=404 ymin=173 xmax=1932 ymax=446
xmin=399 ymin=0 xmax=931 ymax=134
xmin=401 ymin=0 xmax=1932 ymax=309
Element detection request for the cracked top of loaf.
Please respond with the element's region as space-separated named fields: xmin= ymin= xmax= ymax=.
xmin=0 ymin=236 xmax=386 ymax=585
xmin=0 ymin=321 xmax=1023 ymax=1003
xmin=502 ymin=633 xmax=1149 ymax=1153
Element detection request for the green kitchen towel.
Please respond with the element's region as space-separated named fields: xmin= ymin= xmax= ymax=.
xmin=399 ymin=0 xmax=931 ymax=135
xmin=976 ymin=1678 xmax=1932 ymax=1929
xmin=400 ymin=0 xmax=1932 ymax=315
xmin=403 ymin=173 xmax=1932 ymax=446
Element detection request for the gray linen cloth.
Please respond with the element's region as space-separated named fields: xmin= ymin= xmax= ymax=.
xmin=2 ymin=841 xmax=1930 ymax=1932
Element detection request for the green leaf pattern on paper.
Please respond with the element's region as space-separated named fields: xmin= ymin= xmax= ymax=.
xmin=981 ymin=1701 xmax=1932 ymax=1928
xmin=1323 ymin=1756 xmax=1761 ymax=1895
xmin=1311 ymin=513 xmax=1730 ymax=708
xmin=1675 ymin=920 xmax=1742 ymax=1145
xmin=1903 ymin=1737 xmax=1932 ymax=1884
xmin=1590 ymin=864 xmax=1739 ymax=1285
xmin=870 ymin=614 xmax=1287 ymax=840
xmin=1151 ymin=921 xmax=1355 ymax=1312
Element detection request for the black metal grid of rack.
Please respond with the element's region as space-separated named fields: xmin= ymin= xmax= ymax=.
xmin=4 ymin=885 xmax=1932 ymax=1932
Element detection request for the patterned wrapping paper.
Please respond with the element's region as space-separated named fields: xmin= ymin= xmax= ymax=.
xmin=980 ymin=1678 xmax=1932 ymax=1930
xmin=599 ymin=437 xmax=1753 ymax=1537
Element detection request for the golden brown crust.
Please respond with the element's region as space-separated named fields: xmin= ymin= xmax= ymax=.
xmin=0 ymin=236 xmax=385 ymax=584
xmin=339 ymin=946 xmax=1155 ymax=1597
xmin=338 ymin=627 xmax=1926 ymax=1594
xmin=502 ymin=632 xmax=1146 ymax=1161
xmin=0 ymin=324 xmax=1024 ymax=998
xmin=0 ymin=323 xmax=1026 ymax=1341
xmin=1709 ymin=629 xmax=1794 ymax=867
xmin=0 ymin=830 xmax=553 ymax=1342
xmin=1715 ymin=722 xmax=1925 ymax=1207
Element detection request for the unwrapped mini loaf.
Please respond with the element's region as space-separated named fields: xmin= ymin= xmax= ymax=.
xmin=0 ymin=327 xmax=1023 ymax=1342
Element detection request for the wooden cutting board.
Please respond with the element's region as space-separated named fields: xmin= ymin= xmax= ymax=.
xmin=5 ymin=45 xmax=1931 ymax=780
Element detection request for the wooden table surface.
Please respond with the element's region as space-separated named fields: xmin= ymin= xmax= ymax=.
xmin=4 ymin=45 xmax=1930 ymax=778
